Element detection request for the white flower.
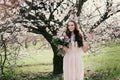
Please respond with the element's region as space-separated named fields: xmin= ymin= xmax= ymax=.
xmin=60 ymin=36 xmax=64 ymax=40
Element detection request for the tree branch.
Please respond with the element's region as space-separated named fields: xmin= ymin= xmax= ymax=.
xmin=76 ymin=0 xmax=88 ymax=16
xmin=48 ymin=0 xmax=64 ymax=20
xmin=22 ymin=26 xmax=40 ymax=35
xmin=89 ymin=0 xmax=119 ymax=32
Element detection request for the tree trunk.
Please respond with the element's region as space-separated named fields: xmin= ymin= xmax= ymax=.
xmin=0 ymin=34 xmax=7 ymax=75
xmin=51 ymin=44 xmax=63 ymax=74
xmin=41 ymin=30 xmax=63 ymax=74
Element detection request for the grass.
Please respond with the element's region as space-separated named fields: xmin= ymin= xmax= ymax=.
xmin=0 ymin=44 xmax=120 ymax=80
xmin=83 ymin=44 xmax=120 ymax=80
xmin=16 ymin=48 xmax=53 ymax=73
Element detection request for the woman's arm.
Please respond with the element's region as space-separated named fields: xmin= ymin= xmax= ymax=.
xmin=81 ymin=38 xmax=89 ymax=53
xmin=63 ymin=46 xmax=69 ymax=52
xmin=81 ymin=32 xmax=94 ymax=53
xmin=58 ymin=44 xmax=68 ymax=52
xmin=58 ymin=44 xmax=63 ymax=49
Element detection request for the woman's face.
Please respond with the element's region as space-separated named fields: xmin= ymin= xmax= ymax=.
xmin=67 ymin=21 xmax=75 ymax=32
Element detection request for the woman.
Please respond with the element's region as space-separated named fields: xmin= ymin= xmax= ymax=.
xmin=58 ymin=20 xmax=93 ymax=80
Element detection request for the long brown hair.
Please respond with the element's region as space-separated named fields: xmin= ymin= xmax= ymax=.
xmin=65 ymin=20 xmax=83 ymax=47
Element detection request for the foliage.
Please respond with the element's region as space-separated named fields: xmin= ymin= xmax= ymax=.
xmin=0 ymin=43 xmax=120 ymax=80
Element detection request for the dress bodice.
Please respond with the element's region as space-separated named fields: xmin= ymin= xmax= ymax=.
xmin=69 ymin=34 xmax=78 ymax=48
xmin=66 ymin=34 xmax=83 ymax=54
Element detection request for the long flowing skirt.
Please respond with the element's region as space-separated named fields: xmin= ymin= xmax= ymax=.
xmin=63 ymin=47 xmax=84 ymax=80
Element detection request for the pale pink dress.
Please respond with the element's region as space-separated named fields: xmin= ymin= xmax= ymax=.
xmin=63 ymin=35 xmax=84 ymax=80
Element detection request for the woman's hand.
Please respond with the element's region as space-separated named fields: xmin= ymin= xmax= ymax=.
xmin=58 ymin=44 xmax=68 ymax=52
xmin=82 ymin=32 xmax=94 ymax=53
xmin=87 ymin=32 xmax=94 ymax=42
xmin=58 ymin=44 xmax=63 ymax=49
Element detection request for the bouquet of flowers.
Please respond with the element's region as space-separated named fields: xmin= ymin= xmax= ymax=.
xmin=51 ymin=33 xmax=70 ymax=56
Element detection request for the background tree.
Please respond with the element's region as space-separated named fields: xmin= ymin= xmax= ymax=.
xmin=0 ymin=0 xmax=21 ymax=75
xmin=17 ymin=0 xmax=75 ymax=74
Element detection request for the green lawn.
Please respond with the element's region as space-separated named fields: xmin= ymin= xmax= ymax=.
xmin=83 ymin=44 xmax=120 ymax=80
xmin=16 ymin=48 xmax=53 ymax=73
xmin=1 ymin=44 xmax=120 ymax=80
